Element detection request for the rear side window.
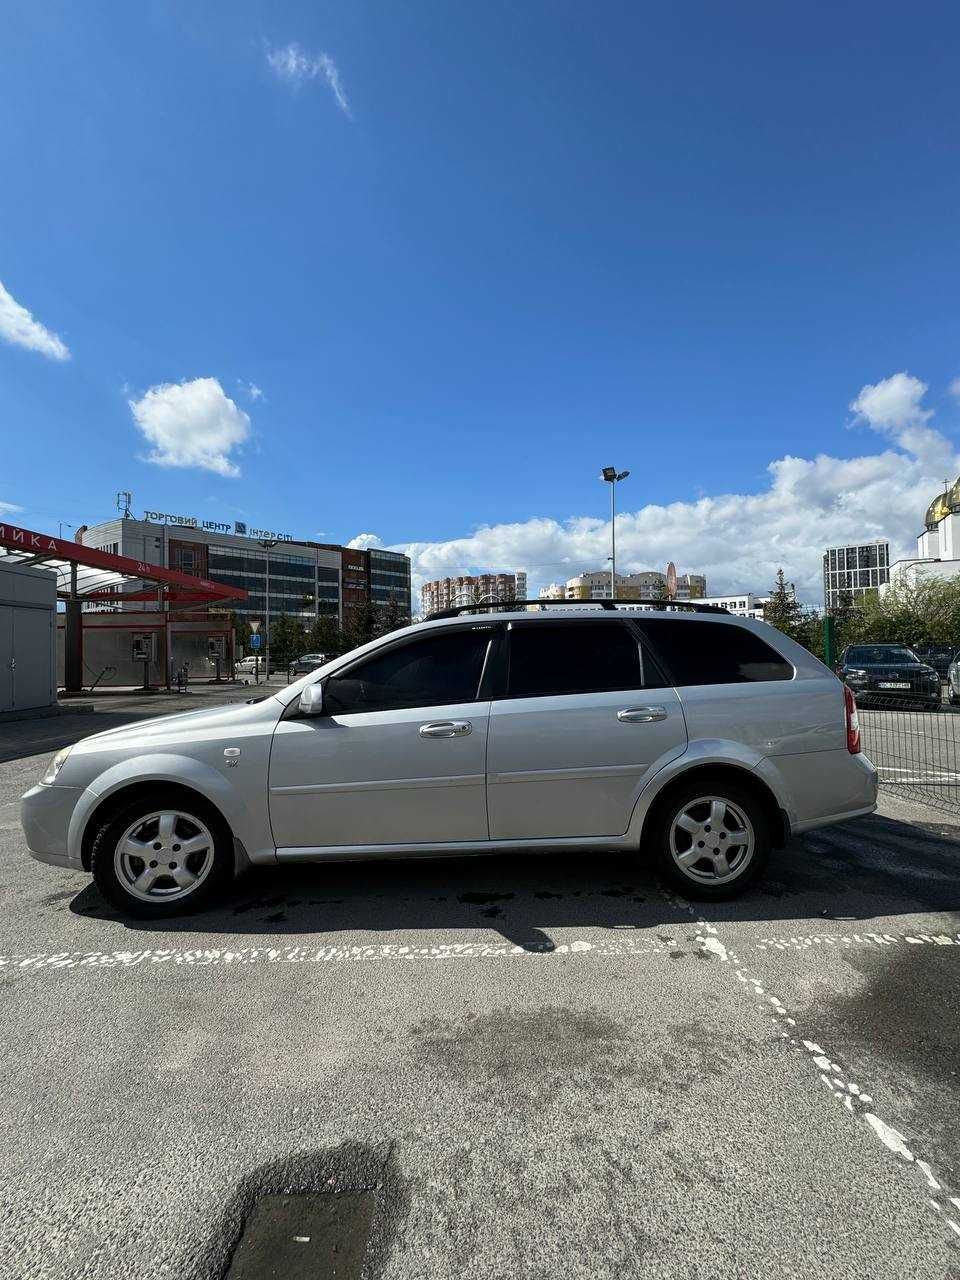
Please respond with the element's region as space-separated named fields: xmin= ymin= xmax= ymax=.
xmin=506 ymin=621 xmax=651 ymax=698
xmin=637 ymin=619 xmax=793 ymax=685
xmin=325 ymin=628 xmax=491 ymax=713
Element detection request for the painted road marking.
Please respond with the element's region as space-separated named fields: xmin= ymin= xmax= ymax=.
xmin=4 ymin=929 xmax=960 ymax=971
xmin=657 ymin=885 xmax=960 ymax=1247
xmin=757 ymin=931 xmax=960 ymax=952
xmin=0 ymin=938 xmax=671 ymax=969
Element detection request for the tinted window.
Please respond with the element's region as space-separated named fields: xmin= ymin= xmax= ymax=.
xmin=638 ymin=620 xmax=792 ymax=685
xmin=506 ymin=622 xmax=648 ymax=698
xmin=325 ymin=629 xmax=490 ymax=714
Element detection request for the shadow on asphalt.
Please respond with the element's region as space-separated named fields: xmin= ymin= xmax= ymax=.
xmin=66 ymin=812 xmax=960 ymax=948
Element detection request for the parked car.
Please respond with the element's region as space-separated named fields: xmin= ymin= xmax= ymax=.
xmin=838 ymin=643 xmax=941 ymax=710
xmin=947 ymin=654 xmax=960 ymax=706
xmin=22 ymin=603 xmax=877 ymax=918
xmin=911 ymin=644 xmax=958 ymax=681
xmin=235 ymin=653 xmax=283 ymax=677
xmin=288 ymin=652 xmax=329 ymax=678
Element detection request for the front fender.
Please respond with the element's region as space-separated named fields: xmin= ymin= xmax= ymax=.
xmin=625 ymin=739 xmax=794 ymax=842
xmin=66 ymin=753 xmax=272 ymax=866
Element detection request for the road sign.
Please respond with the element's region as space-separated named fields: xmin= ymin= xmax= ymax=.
xmin=249 ymin=633 xmax=262 ymax=650
xmin=249 ymin=621 xmax=261 ymax=633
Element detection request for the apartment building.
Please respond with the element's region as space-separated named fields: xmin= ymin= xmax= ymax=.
xmin=539 ymin=568 xmax=703 ymax=602
xmin=421 ymin=571 xmax=527 ymax=616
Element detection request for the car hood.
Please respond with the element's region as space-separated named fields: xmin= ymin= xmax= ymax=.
xmin=70 ymin=695 xmax=284 ymax=753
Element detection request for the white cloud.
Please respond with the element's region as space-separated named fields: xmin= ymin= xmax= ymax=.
xmin=849 ymin=371 xmax=950 ymax=474
xmin=266 ymin=43 xmax=352 ymax=117
xmin=238 ymin=380 xmax=263 ymax=401
xmin=849 ymin=371 xmax=931 ymax=432
xmin=0 ymin=500 xmax=23 ymax=517
xmin=129 ymin=377 xmax=251 ymax=478
xmin=0 ymin=280 xmax=70 ymax=361
xmin=347 ymin=533 xmax=384 ymax=550
xmin=950 ymin=377 xmax=960 ymax=402
xmin=364 ymin=374 xmax=960 ymax=607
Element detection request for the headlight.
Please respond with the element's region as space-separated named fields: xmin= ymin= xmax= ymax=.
xmin=42 ymin=746 xmax=72 ymax=785
xmin=846 ymin=669 xmax=867 ymax=681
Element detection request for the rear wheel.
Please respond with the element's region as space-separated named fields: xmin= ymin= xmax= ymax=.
xmin=651 ymin=780 xmax=769 ymax=900
xmin=91 ymin=790 xmax=234 ymax=918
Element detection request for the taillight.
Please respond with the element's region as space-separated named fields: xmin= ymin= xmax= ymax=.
xmin=844 ymin=683 xmax=861 ymax=754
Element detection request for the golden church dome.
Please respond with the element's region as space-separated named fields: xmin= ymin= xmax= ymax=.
xmin=925 ymin=488 xmax=952 ymax=529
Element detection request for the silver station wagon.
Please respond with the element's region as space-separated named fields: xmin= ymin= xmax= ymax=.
xmin=21 ymin=601 xmax=877 ymax=917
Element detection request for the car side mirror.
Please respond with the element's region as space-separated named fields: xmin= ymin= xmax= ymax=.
xmin=298 ymin=684 xmax=324 ymax=717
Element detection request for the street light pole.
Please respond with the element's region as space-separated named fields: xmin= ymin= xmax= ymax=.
xmin=258 ymin=539 xmax=278 ymax=680
xmin=600 ymin=467 xmax=630 ymax=600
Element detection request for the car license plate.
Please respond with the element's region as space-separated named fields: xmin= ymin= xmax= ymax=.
xmin=878 ymin=681 xmax=910 ymax=689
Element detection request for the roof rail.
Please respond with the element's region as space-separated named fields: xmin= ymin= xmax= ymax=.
xmin=425 ymin=598 xmax=729 ymax=621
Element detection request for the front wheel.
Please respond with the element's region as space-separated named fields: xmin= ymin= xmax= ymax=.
xmin=650 ymin=781 xmax=769 ymax=900
xmin=91 ymin=790 xmax=234 ymax=918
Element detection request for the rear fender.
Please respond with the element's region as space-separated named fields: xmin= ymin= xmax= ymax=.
xmin=625 ymin=739 xmax=795 ymax=844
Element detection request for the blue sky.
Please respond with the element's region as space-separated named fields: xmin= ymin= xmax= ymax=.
xmin=3 ymin=0 xmax=960 ymax=599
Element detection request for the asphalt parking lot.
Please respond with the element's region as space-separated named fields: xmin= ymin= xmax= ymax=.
xmin=1 ymin=693 xmax=959 ymax=1279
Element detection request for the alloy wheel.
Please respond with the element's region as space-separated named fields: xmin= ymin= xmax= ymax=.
xmin=113 ymin=810 xmax=215 ymax=903
xmin=668 ymin=795 xmax=755 ymax=886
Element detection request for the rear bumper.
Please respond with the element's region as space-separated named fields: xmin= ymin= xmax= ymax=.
xmin=766 ymin=749 xmax=878 ymax=834
xmin=20 ymin=784 xmax=84 ymax=870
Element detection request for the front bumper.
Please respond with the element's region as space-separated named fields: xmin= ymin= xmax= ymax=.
xmin=854 ymin=691 xmax=941 ymax=709
xmin=21 ymin=784 xmax=84 ymax=870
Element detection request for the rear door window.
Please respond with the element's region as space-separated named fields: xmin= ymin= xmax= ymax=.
xmin=637 ymin=619 xmax=793 ymax=685
xmin=505 ymin=621 xmax=659 ymax=698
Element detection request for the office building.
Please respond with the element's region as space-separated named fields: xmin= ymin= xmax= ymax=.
xmin=822 ymin=540 xmax=890 ymax=610
xmin=79 ymin=514 xmax=412 ymax=625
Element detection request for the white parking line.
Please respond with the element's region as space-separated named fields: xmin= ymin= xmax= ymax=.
xmin=757 ymin=931 xmax=960 ymax=952
xmin=656 ymin=886 xmax=960 ymax=1246
xmin=0 ymin=938 xmax=677 ymax=970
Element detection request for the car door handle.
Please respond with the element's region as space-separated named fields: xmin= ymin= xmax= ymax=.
xmin=617 ymin=706 xmax=667 ymax=723
xmin=419 ymin=720 xmax=473 ymax=738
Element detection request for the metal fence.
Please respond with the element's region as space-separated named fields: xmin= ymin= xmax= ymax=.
xmin=859 ymin=694 xmax=960 ymax=816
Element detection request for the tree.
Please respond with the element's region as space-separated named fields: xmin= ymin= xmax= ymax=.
xmin=651 ymin=577 xmax=671 ymax=602
xmin=376 ymin=594 xmax=410 ymax=636
xmin=764 ymin=569 xmax=805 ymax=642
xmin=268 ymin=614 xmax=306 ymax=669
xmin=230 ymin=611 xmax=252 ymax=655
xmin=306 ymin=612 xmax=345 ymax=657
xmin=344 ymin=600 xmax=379 ymax=650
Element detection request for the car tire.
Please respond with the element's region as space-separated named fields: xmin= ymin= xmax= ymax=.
xmin=91 ymin=788 xmax=234 ymax=919
xmin=649 ymin=779 xmax=770 ymax=901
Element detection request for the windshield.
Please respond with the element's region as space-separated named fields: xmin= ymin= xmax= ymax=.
xmin=846 ymin=646 xmax=919 ymax=665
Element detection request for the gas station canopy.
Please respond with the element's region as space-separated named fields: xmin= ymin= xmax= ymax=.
xmin=0 ymin=520 xmax=247 ymax=609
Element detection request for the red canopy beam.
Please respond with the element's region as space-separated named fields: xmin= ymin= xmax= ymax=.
xmin=0 ymin=520 xmax=247 ymax=606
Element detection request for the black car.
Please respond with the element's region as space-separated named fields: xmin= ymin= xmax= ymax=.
xmin=288 ymin=652 xmax=329 ymax=679
xmin=911 ymin=643 xmax=958 ymax=681
xmin=838 ymin=643 xmax=941 ymax=710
